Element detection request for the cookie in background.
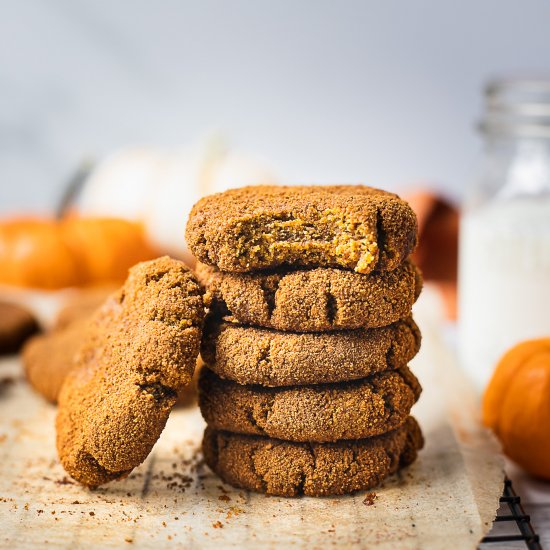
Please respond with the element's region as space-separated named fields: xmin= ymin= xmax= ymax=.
xmin=22 ymin=283 xmax=202 ymax=407
xmin=0 ymin=302 xmax=40 ymax=355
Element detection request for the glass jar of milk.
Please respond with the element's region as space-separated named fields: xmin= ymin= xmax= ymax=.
xmin=459 ymin=79 xmax=550 ymax=390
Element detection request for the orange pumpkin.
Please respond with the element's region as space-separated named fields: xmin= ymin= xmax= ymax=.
xmin=0 ymin=217 xmax=158 ymax=289
xmin=483 ymin=338 xmax=550 ymax=479
xmin=62 ymin=217 xmax=158 ymax=285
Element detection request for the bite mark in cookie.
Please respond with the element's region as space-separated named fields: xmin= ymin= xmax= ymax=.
xmin=56 ymin=257 xmax=205 ymax=487
xmin=186 ymin=185 xmax=418 ymax=274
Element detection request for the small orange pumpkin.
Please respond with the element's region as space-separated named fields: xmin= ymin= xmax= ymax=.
xmin=62 ymin=217 xmax=158 ymax=285
xmin=483 ymin=338 xmax=550 ymax=479
xmin=0 ymin=218 xmax=81 ymax=289
xmin=0 ymin=217 xmax=158 ymax=289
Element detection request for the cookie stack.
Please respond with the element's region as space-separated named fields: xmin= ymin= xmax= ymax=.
xmin=187 ymin=185 xmax=424 ymax=497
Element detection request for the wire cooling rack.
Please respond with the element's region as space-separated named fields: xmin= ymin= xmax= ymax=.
xmin=480 ymin=478 xmax=541 ymax=549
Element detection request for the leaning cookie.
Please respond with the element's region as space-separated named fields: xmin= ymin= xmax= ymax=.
xmin=24 ymin=316 xmax=202 ymax=407
xmin=203 ymin=417 xmax=423 ymax=497
xmin=186 ymin=185 xmax=418 ymax=274
xmin=199 ymin=367 xmax=421 ymax=442
xmin=201 ymin=317 xmax=421 ymax=386
xmin=56 ymin=257 xmax=205 ymax=487
xmin=197 ymin=260 xmax=422 ymax=332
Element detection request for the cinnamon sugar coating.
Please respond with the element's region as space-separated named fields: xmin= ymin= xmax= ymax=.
xmin=186 ymin=185 xmax=418 ymax=274
xmin=201 ymin=317 xmax=420 ymax=386
xmin=56 ymin=257 xmax=205 ymax=487
xmin=199 ymin=366 xmax=421 ymax=442
xmin=197 ymin=260 xmax=422 ymax=332
xmin=203 ymin=416 xmax=423 ymax=496
xmin=24 ymin=316 xmax=201 ymax=407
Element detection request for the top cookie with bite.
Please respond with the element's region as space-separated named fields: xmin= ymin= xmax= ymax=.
xmin=186 ymin=185 xmax=417 ymax=274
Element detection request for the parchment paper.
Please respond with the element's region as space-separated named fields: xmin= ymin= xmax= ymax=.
xmin=0 ymin=287 xmax=503 ymax=549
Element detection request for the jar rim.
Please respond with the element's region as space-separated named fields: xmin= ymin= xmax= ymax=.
xmin=481 ymin=77 xmax=550 ymax=138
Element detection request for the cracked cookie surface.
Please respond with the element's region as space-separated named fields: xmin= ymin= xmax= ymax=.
xmin=186 ymin=185 xmax=418 ymax=274
xmin=203 ymin=416 xmax=423 ymax=496
xmin=197 ymin=260 xmax=422 ymax=332
xmin=56 ymin=257 xmax=205 ymax=487
xmin=201 ymin=317 xmax=420 ymax=386
xmin=199 ymin=366 xmax=421 ymax=442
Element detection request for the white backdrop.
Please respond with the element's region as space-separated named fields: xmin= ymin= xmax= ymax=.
xmin=1 ymin=0 xmax=549 ymax=212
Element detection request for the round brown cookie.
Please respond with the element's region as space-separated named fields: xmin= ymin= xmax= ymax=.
xmin=23 ymin=317 xmax=89 ymax=403
xmin=56 ymin=257 xmax=205 ymax=487
xmin=197 ymin=260 xmax=422 ymax=332
xmin=186 ymin=185 xmax=418 ymax=274
xmin=201 ymin=317 xmax=421 ymax=386
xmin=203 ymin=416 xmax=423 ymax=497
xmin=199 ymin=366 xmax=421 ymax=442
xmin=0 ymin=302 xmax=40 ymax=355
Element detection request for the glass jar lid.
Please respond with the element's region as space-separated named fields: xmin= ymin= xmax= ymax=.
xmin=481 ymin=78 xmax=550 ymax=139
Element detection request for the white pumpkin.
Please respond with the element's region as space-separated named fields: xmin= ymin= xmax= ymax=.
xmin=77 ymin=137 xmax=276 ymax=256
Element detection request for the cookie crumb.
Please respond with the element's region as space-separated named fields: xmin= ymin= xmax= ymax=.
xmin=55 ymin=476 xmax=73 ymax=485
xmin=363 ymin=492 xmax=377 ymax=506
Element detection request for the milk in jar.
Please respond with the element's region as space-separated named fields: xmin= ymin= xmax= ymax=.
xmin=459 ymin=79 xmax=550 ymax=390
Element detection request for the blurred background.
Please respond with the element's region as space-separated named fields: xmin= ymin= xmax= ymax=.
xmin=2 ymin=1 xmax=550 ymax=529
xmin=2 ymin=0 xmax=550 ymax=212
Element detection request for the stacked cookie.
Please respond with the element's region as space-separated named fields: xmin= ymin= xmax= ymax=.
xmin=187 ymin=185 xmax=424 ymax=497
